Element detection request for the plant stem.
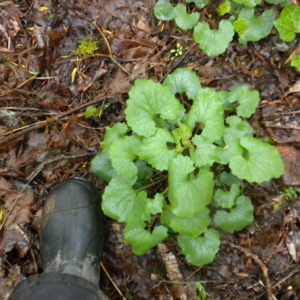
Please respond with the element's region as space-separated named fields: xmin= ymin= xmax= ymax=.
xmin=162 ymin=187 xmax=168 ymax=196
xmin=135 ymin=176 xmax=167 ymax=193
xmin=150 ymin=171 xmax=165 ymax=180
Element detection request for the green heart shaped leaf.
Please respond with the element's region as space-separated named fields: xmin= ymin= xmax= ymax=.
xmin=215 ymin=134 xmax=243 ymax=165
xmin=141 ymin=193 xmax=165 ymax=222
xmin=102 ymin=123 xmax=129 ymax=151
xmin=163 ymin=68 xmax=201 ymax=100
xmin=193 ymin=20 xmax=234 ymax=57
xmin=110 ymin=135 xmax=142 ymax=177
xmin=225 ymin=116 xmax=253 ymax=138
xmin=91 ymin=150 xmax=116 ymax=182
xmin=274 ymin=5 xmax=300 ymax=42
xmin=235 ymin=8 xmax=276 ymax=45
xmin=124 ymin=220 xmax=168 ymax=255
xmin=170 ymin=208 xmax=210 ymax=238
xmin=229 ymin=137 xmax=285 ymax=183
xmin=137 ymin=128 xmax=179 ymax=171
xmin=103 ymin=179 xmax=163 ymax=224
xmin=214 ymin=184 xmax=241 ymax=209
xmin=169 ymin=156 xmax=213 ymax=217
xmin=218 ymin=91 xmax=235 ymax=111
xmin=226 ymin=86 xmax=260 ymax=118
xmin=178 ymin=229 xmax=220 ymax=266
xmin=190 ymin=135 xmax=218 ymax=167
xmin=154 ymin=0 xmax=178 ymax=21
xmin=214 ymin=195 xmax=254 ymax=233
xmin=186 ymin=88 xmax=224 ymax=142
xmin=102 ymin=176 xmax=146 ymax=222
xmin=147 ymin=193 xmax=164 ymax=216
xmin=175 ymin=4 xmax=200 ymax=30
xmin=125 ymin=80 xmax=184 ymax=138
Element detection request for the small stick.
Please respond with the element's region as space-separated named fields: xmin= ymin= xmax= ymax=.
xmin=1 ymin=107 xmax=40 ymax=111
xmin=0 ymin=96 xmax=114 ymax=146
xmin=152 ymin=279 xmax=215 ymax=290
xmin=228 ymin=242 xmax=276 ymax=300
xmin=100 ymin=262 xmax=127 ymax=300
xmin=26 ymin=152 xmax=97 ymax=182
xmin=270 ymin=265 xmax=300 ymax=289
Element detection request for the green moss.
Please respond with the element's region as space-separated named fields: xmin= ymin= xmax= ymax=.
xmin=72 ymin=37 xmax=98 ymax=57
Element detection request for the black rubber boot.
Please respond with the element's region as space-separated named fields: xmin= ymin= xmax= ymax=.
xmin=8 ymin=177 xmax=109 ymax=300
xmin=40 ymin=177 xmax=106 ymax=285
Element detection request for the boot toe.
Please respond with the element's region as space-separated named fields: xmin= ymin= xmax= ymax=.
xmin=44 ymin=177 xmax=101 ymax=213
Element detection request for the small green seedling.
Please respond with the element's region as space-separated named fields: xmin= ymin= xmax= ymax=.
xmin=85 ymin=103 xmax=111 ymax=118
xmin=195 ymin=282 xmax=207 ymax=300
xmin=170 ymin=43 xmax=187 ymax=60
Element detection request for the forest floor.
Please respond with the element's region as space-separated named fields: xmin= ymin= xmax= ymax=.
xmin=1 ymin=1 xmax=300 ymax=299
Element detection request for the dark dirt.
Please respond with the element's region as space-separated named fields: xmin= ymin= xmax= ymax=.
xmin=1 ymin=0 xmax=300 ymax=299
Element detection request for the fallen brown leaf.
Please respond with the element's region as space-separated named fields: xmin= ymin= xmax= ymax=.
xmin=277 ymin=146 xmax=300 ymax=186
xmin=51 ymin=115 xmax=78 ymax=148
xmin=0 ymin=176 xmax=13 ymax=197
xmin=0 ymin=190 xmax=37 ymax=257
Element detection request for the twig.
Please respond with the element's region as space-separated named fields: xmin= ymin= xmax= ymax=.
xmin=152 ymin=279 xmax=214 ymax=290
xmin=1 ymin=107 xmax=40 ymax=111
xmin=228 ymin=242 xmax=277 ymax=300
xmin=270 ymin=265 xmax=300 ymax=290
xmin=0 ymin=96 xmax=114 ymax=146
xmin=92 ymin=22 xmax=131 ymax=76
xmin=262 ymin=123 xmax=300 ymax=130
xmin=26 ymin=152 xmax=97 ymax=182
xmin=100 ymin=262 xmax=127 ymax=300
xmin=13 ymin=75 xmax=37 ymax=90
